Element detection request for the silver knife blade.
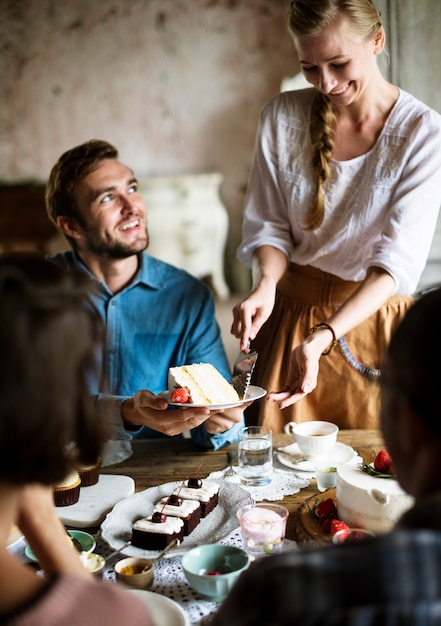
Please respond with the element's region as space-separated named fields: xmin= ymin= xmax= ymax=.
xmin=231 ymin=350 xmax=258 ymax=399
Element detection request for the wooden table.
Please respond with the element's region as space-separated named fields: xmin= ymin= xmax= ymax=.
xmin=102 ymin=430 xmax=384 ymax=540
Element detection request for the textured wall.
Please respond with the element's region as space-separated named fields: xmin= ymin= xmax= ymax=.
xmin=1 ymin=0 xmax=440 ymax=291
xmin=0 ymin=0 xmax=295 ymax=288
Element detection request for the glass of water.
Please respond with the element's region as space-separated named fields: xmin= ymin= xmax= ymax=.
xmin=238 ymin=426 xmax=272 ymax=486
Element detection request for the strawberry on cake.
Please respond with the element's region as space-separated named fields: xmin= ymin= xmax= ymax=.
xmin=168 ymin=363 xmax=239 ymax=405
xmin=336 ymin=450 xmax=414 ymax=533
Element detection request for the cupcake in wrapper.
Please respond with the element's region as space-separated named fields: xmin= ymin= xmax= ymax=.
xmin=71 ymin=448 xmax=101 ymax=486
xmin=76 ymin=460 xmax=101 ymax=486
xmin=53 ymin=469 xmax=81 ymax=506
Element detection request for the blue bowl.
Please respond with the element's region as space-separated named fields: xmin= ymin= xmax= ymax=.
xmin=182 ymin=544 xmax=250 ymax=601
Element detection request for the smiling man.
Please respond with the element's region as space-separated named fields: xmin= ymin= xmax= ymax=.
xmin=45 ymin=139 xmax=245 ymax=452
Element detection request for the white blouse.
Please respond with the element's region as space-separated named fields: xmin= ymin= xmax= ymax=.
xmin=238 ymin=88 xmax=441 ymax=295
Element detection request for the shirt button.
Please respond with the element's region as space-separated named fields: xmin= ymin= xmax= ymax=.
xmin=108 ymin=349 xmax=115 ymax=355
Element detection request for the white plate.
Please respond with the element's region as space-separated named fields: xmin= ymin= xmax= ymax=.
xmin=277 ymin=442 xmax=357 ymax=472
xmin=159 ymin=384 xmax=267 ymax=410
xmin=101 ymin=480 xmax=254 ymax=558
xmin=56 ymin=474 xmax=135 ymax=528
xmin=128 ymin=589 xmax=190 ymax=626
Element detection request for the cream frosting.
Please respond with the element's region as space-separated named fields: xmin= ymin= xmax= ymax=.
xmin=173 ymin=481 xmax=220 ymax=503
xmin=53 ymin=469 xmax=81 ymax=490
xmin=168 ymin=363 xmax=239 ymax=405
xmin=154 ymin=497 xmax=200 ymax=518
xmin=133 ymin=515 xmax=184 ymax=535
xmin=336 ymin=464 xmax=414 ymax=533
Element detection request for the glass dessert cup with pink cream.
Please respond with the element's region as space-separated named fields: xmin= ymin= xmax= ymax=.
xmin=237 ymin=503 xmax=289 ymax=558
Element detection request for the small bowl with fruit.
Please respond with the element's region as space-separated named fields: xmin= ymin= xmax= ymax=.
xmin=114 ymin=557 xmax=154 ymax=589
xmin=181 ymin=544 xmax=250 ymax=601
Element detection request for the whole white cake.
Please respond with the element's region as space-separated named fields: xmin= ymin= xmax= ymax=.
xmin=168 ymin=363 xmax=239 ymax=405
xmin=336 ymin=464 xmax=414 ymax=533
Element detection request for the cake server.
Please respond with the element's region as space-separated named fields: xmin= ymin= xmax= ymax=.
xmin=231 ymin=349 xmax=258 ymax=399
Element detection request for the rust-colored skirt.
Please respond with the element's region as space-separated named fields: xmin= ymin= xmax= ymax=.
xmin=246 ymin=263 xmax=413 ymax=432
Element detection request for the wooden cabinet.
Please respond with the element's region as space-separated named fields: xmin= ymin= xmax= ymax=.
xmin=0 ymin=184 xmax=58 ymax=253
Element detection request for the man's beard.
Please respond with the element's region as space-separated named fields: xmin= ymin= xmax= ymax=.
xmin=85 ymin=226 xmax=149 ymax=259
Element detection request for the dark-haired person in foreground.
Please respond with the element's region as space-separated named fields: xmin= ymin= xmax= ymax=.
xmin=46 ymin=139 xmax=247 ymax=455
xmin=214 ymin=287 xmax=441 ymax=626
xmin=0 ymin=255 xmax=153 ymax=625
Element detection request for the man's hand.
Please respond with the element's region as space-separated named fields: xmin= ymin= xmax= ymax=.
xmin=122 ymin=390 xmax=212 ymax=436
xmin=204 ymin=403 xmax=251 ymax=434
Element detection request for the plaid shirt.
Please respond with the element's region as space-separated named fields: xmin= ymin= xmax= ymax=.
xmin=213 ymin=493 xmax=441 ymax=626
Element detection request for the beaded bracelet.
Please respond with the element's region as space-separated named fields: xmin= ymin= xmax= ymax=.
xmin=309 ymin=322 xmax=338 ymax=356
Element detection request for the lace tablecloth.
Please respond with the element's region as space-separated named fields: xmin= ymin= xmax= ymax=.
xmin=10 ymin=461 xmax=309 ymax=625
xmin=100 ymin=527 xmax=298 ymax=625
xmin=207 ymin=462 xmax=311 ymax=502
xmin=105 ymin=462 xmax=308 ymax=623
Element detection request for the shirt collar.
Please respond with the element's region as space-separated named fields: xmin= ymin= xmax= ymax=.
xmin=72 ymin=251 xmax=164 ymax=293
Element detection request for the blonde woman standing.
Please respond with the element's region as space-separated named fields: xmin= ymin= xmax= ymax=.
xmin=232 ymin=0 xmax=441 ymax=431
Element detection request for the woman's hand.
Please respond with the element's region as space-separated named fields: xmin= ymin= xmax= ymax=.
xmin=231 ymin=278 xmax=277 ymax=351
xmin=267 ymin=327 xmax=332 ymax=408
xmin=231 ymin=246 xmax=289 ymax=352
xmin=268 ymin=268 xmax=397 ymax=408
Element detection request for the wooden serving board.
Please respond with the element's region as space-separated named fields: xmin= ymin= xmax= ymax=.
xmin=56 ymin=474 xmax=135 ymax=528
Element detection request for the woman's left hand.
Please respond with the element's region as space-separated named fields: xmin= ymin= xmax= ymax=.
xmin=266 ymin=330 xmax=330 ymax=408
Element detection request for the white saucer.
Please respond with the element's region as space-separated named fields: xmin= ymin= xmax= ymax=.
xmin=277 ymin=442 xmax=357 ymax=472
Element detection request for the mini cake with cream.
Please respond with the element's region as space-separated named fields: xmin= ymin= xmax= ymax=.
xmin=173 ymin=479 xmax=220 ymax=517
xmin=131 ymin=512 xmax=184 ymax=550
xmin=336 ymin=463 xmax=414 ymax=533
xmin=154 ymin=495 xmax=201 ymax=535
xmin=168 ymin=363 xmax=239 ymax=405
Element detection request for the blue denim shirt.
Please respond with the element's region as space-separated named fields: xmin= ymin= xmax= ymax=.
xmin=51 ymin=251 xmax=243 ymax=450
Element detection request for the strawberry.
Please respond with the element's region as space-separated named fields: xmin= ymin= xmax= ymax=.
xmin=170 ymin=387 xmax=191 ymax=403
xmin=373 ymin=449 xmax=392 ymax=474
xmin=320 ymin=518 xmax=333 ymax=534
xmin=315 ymin=498 xmax=337 ymax=519
xmin=330 ymin=519 xmax=350 ymax=537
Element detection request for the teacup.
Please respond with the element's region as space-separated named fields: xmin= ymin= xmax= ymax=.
xmin=284 ymin=420 xmax=338 ymax=460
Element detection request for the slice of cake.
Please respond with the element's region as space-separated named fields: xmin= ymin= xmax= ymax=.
xmin=131 ymin=512 xmax=184 ymax=550
xmin=154 ymin=496 xmax=201 ymax=536
xmin=172 ymin=480 xmax=220 ymax=518
xmin=168 ymin=363 xmax=239 ymax=405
